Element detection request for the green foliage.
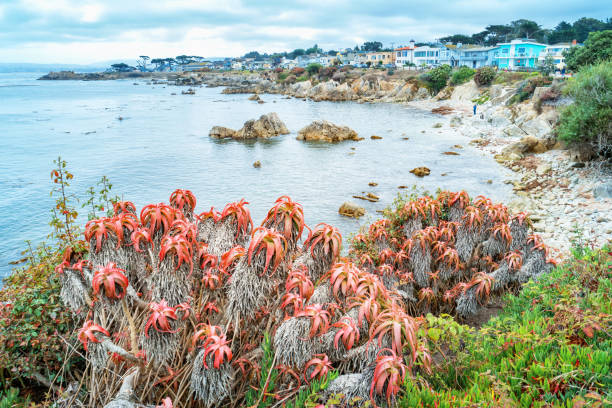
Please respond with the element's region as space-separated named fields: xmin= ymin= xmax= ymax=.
xmin=0 ymin=388 xmax=29 ymax=408
xmin=472 ymin=90 xmax=490 ymax=105
xmin=296 ymin=75 xmax=309 ymax=82
xmin=285 ymin=371 xmax=339 ymax=408
xmin=306 ymin=63 xmax=322 ymax=76
xmin=557 ymin=60 xmax=612 ymax=155
xmin=565 ymin=30 xmax=612 ymax=71
xmin=509 ymin=75 xmax=552 ymax=104
xmin=450 ymin=66 xmax=475 ymax=85
xmin=538 ymin=55 xmax=556 ymax=76
xmin=277 ymin=72 xmax=289 ymax=81
xmin=49 ymin=156 xmax=79 ymax=244
xmin=245 ymin=333 xmax=279 ymax=407
xmin=421 ymin=65 xmax=451 ymax=94
xmin=474 ymin=66 xmax=497 ymax=86
xmin=399 ymin=246 xmax=612 ymax=407
xmin=493 ymin=70 xmax=537 ymax=85
xmin=0 ymin=244 xmax=82 ymax=393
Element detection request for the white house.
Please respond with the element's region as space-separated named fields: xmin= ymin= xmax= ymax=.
xmin=394 ymin=41 xmax=415 ymax=67
xmin=539 ymin=41 xmax=576 ymax=70
xmin=413 ymin=46 xmax=441 ymax=67
xmin=458 ymin=46 xmax=497 ymax=68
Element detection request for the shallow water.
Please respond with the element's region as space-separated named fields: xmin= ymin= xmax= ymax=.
xmin=0 ymin=72 xmax=512 ymax=279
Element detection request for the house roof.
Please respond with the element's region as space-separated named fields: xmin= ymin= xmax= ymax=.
xmin=394 ymin=46 xmax=414 ymax=51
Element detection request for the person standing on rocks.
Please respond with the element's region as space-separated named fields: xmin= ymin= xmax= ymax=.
xmin=473 ymin=104 xmax=477 ymax=116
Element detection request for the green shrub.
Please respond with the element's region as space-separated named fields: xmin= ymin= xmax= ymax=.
xmin=296 ymin=75 xmax=309 ymax=82
xmin=565 ymin=30 xmax=612 ymax=72
xmin=277 ymin=72 xmax=289 ymax=81
xmin=557 ymin=60 xmax=612 ymax=156
xmin=306 ymin=63 xmax=322 ymax=76
xmin=400 ymin=246 xmax=612 ymax=407
xmin=450 ymin=66 xmax=475 ymax=85
xmin=420 ymin=64 xmax=451 ymax=94
xmin=474 ymin=66 xmax=496 ymax=86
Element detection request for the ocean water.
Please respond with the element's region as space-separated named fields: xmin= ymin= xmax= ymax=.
xmin=0 ymin=72 xmax=512 ymax=279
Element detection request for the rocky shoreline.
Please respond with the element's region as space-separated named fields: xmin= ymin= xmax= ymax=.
xmin=39 ymin=68 xmax=611 ymax=255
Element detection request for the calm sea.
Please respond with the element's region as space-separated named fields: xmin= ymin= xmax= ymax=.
xmin=0 ymin=72 xmax=512 ymax=279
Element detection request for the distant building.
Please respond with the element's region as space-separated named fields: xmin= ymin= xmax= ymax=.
xmin=539 ymin=41 xmax=578 ymax=70
xmin=365 ymin=51 xmax=395 ymax=66
xmin=494 ymin=39 xmax=547 ymax=70
xmin=394 ymin=41 xmax=416 ymax=67
xmin=413 ymin=46 xmax=440 ymax=67
xmin=183 ymin=62 xmax=212 ymax=72
xmin=458 ymin=46 xmax=498 ymax=69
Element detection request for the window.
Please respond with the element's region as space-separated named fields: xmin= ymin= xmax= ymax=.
xmin=502 ymin=48 xmax=509 ymax=54
xmin=403 ymin=51 xmax=407 ymax=57
xmin=415 ymin=51 xmax=425 ymax=57
xmin=554 ymin=59 xmax=561 ymax=63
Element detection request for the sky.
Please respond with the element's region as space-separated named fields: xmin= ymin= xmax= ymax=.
xmin=0 ymin=0 xmax=609 ymax=64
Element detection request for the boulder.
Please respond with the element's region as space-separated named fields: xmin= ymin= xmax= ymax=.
xmin=209 ymin=113 xmax=289 ymax=140
xmin=297 ymin=120 xmax=358 ymax=142
xmin=248 ymin=94 xmax=261 ymax=101
xmin=370 ymin=135 xmax=383 ymax=140
xmin=450 ymin=80 xmax=480 ymax=102
xmin=209 ymin=126 xmax=237 ymax=139
xmin=253 ymin=161 xmax=261 ymax=168
xmin=593 ymin=182 xmax=612 ymax=199
xmin=502 ymin=124 xmax=528 ymax=138
xmin=413 ymin=87 xmax=430 ymax=100
xmin=410 ymin=167 xmax=431 ymax=177
xmin=339 ymin=202 xmax=365 ymax=218
xmin=536 ymin=163 xmax=552 ymax=175
xmin=238 ymin=113 xmax=289 ymax=139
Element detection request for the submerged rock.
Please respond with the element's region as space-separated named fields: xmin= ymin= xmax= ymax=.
xmin=339 ymin=202 xmax=365 ymax=218
xmin=410 ymin=167 xmax=431 ymax=177
xmin=209 ymin=126 xmax=238 ymax=139
xmin=297 ymin=120 xmax=358 ymax=142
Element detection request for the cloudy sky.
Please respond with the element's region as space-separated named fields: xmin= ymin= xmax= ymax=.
xmin=0 ymin=0 xmax=608 ymax=64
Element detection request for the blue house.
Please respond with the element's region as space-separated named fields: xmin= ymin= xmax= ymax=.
xmin=494 ymin=39 xmax=547 ymax=70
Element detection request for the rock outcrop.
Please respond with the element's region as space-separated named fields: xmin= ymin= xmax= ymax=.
xmin=339 ymin=202 xmax=365 ymax=218
xmin=296 ymin=120 xmax=359 ymax=142
xmin=209 ymin=113 xmax=289 ymax=140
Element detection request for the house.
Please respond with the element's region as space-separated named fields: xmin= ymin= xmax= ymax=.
xmin=365 ymin=51 xmax=395 ymax=66
xmin=539 ymin=41 xmax=577 ymax=70
xmin=182 ymin=62 xmax=212 ymax=72
xmin=413 ymin=46 xmax=441 ymax=67
xmin=231 ymin=60 xmax=244 ymax=70
xmin=394 ymin=41 xmax=415 ymax=67
xmin=458 ymin=46 xmax=498 ymax=68
xmin=494 ymin=39 xmax=547 ymax=70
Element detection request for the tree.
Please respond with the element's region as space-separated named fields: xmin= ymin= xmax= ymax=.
xmin=244 ymin=51 xmax=262 ymax=59
xmin=573 ymin=17 xmax=608 ymax=43
xmin=175 ymin=55 xmax=195 ymax=65
xmin=305 ymin=44 xmax=322 ymax=54
xmin=151 ymin=58 xmax=164 ymax=71
xmin=137 ymin=56 xmax=150 ymax=71
xmin=439 ymin=34 xmax=472 ymax=44
xmin=538 ymin=56 xmax=556 ymax=75
xmin=327 ymin=50 xmax=338 ymax=56
xmin=110 ymin=63 xmax=134 ymax=72
xmin=564 ymin=30 xmax=612 ymax=71
xmin=426 ymin=64 xmax=452 ymax=93
xmin=361 ymin=41 xmax=383 ymax=52
xmin=510 ymin=19 xmax=542 ymax=39
xmin=485 ymin=24 xmax=513 ymax=44
xmin=471 ymin=31 xmax=489 ymax=45
xmin=548 ymin=21 xmax=575 ymax=44
xmin=306 ymin=63 xmax=322 ymax=75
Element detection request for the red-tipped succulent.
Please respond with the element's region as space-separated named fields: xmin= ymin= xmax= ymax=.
xmin=333 ymin=316 xmax=360 ymax=351
xmin=92 ymin=262 xmax=129 ymax=300
xmin=247 ymin=227 xmax=286 ymax=275
xmin=304 ymin=354 xmax=332 ymax=384
xmin=78 ymin=320 xmax=110 ymax=351
xmin=144 ymin=300 xmax=180 ymax=338
xmin=264 ymin=195 xmax=306 ymax=241
xmin=169 ymin=189 xmax=196 ymax=213
xmin=304 ymin=223 xmax=342 ymax=260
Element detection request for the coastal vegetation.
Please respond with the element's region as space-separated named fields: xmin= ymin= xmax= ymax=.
xmin=557 ymin=59 xmax=612 ymax=157
xmin=1 ymin=158 xmax=578 ymax=407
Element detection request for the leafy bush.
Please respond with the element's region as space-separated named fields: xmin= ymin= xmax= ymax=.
xmin=557 ymin=60 xmax=612 ymax=156
xmin=290 ymin=67 xmax=305 ymax=75
xmin=564 ymin=30 xmax=612 ymax=71
xmin=277 ymin=72 xmax=289 ymax=81
xmin=425 ymin=64 xmax=452 ymax=93
xmin=296 ymin=75 xmax=309 ymax=82
xmin=450 ymin=66 xmax=475 ymax=85
xmin=474 ymin=66 xmax=497 ymax=86
xmin=400 ymin=246 xmax=612 ymax=407
xmin=306 ymin=63 xmax=322 ymax=75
